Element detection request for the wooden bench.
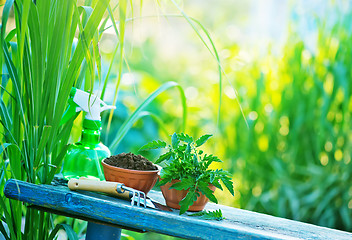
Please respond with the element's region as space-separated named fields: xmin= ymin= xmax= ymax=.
xmin=4 ymin=179 xmax=352 ymax=240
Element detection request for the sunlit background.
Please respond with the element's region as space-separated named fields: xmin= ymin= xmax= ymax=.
xmin=91 ymin=0 xmax=352 ymax=238
xmin=2 ymin=0 xmax=351 ymax=239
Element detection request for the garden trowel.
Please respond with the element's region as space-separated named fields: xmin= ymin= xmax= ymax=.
xmin=67 ymin=178 xmax=172 ymax=212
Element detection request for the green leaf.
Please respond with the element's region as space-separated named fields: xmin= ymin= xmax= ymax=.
xmin=0 ymin=142 xmax=22 ymax=159
xmin=48 ymin=224 xmax=78 ymax=240
xmin=34 ymin=125 xmax=52 ymax=168
xmin=192 ymin=154 xmax=198 ymax=166
xmin=195 ymin=134 xmax=212 ymax=147
xmin=221 ymin=177 xmax=234 ymax=196
xmin=209 ymin=172 xmax=215 ymax=183
xmin=0 ymin=0 xmax=14 ymax=39
xmin=178 ymin=133 xmax=193 ymax=143
xmin=0 ymin=195 xmax=16 ymax=238
xmin=198 ymin=182 xmax=217 ymax=203
xmin=5 ymin=29 xmax=16 ymax=43
xmin=0 ymin=221 xmax=10 ymax=240
xmin=170 ymin=178 xmax=194 ymax=190
xmin=19 ymin=0 xmax=31 ymax=63
xmin=203 ymin=154 xmax=222 ymax=169
xmin=171 ymin=132 xmax=180 ymax=149
xmin=203 ymin=154 xmax=222 ymax=164
xmin=189 ymin=209 xmax=225 ymax=221
xmin=0 ymin=159 xmax=9 ymax=186
xmin=156 ymin=178 xmax=171 ymax=187
xmin=155 ymin=151 xmax=172 ymax=164
xmin=48 ymin=144 xmax=71 ymax=184
xmin=0 ymin=143 xmax=11 ymax=155
xmin=79 ymin=6 xmax=93 ymax=26
xmin=185 ymin=143 xmax=191 ymax=154
xmin=2 ymin=37 xmax=26 ymax=125
xmin=179 ymin=190 xmax=197 ymax=215
xmin=139 ymin=140 xmax=166 ymax=151
xmin=211 ymin=180 xmax=223 ymax=190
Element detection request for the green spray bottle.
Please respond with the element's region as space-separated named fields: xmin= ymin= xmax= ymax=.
xmin=60 ymin=87 xmax=115 ymax=180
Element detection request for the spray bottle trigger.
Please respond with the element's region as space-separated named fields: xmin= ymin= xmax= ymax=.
xmin=100 ymin=100 xmax=116 ymax=112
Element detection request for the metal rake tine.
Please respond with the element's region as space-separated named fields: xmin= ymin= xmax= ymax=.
xmin=122 ymin=185 xmax=136 ymax=207
xmin=142 ymin=192 xmax=146 ymax=208
xmin=131 ymin=190 xmax=135 ymax=207
xmin=122 ymin=185 xmax=145 ymax=208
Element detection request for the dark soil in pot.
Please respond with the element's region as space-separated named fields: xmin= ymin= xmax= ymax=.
xmin=104 ymin=152 xmax=157 ymax=171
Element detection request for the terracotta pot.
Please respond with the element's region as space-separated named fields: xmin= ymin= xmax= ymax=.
xmin=160 ymin=179 xmax=216 ymax=211
xmin=102 ymin=159 xmax=160 ymax=194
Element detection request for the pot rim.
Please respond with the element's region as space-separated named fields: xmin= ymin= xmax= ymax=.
xmin=102 ymin=158 xmax=161 ymax=174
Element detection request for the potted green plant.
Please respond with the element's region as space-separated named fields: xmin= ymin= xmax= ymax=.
xmin=140 ymin=133 xmax=234 ymax=214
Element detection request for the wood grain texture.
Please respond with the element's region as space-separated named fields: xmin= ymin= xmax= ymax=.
xmin=4 ymin=179 xmax=352 ymax=240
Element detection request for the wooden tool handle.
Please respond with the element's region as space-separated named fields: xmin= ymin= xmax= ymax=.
xmin=68 ymin=178 xmax=131 ymax=199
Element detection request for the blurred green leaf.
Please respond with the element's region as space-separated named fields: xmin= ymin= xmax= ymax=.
xmin=195 ymin=134 xmax=212 ymax=147
xmin=139 ymin=140 xmax=166 ymax=151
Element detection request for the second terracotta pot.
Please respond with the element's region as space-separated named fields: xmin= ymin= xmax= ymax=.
xmin=102 ymin=159 xmax=160 ymax=194
xmin=160 ymin=179 xmax=216 ymax=211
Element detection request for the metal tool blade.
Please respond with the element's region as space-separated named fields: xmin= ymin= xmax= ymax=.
xmin=135 ymin=197 xmax=173 ymax=212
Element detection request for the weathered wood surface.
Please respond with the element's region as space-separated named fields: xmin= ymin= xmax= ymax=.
xmin=4 ymin=179 xmax=352 ymax=240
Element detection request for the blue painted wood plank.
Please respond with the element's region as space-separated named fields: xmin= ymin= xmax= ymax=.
xmin=4 ymin=179 xmax=352 ymax=240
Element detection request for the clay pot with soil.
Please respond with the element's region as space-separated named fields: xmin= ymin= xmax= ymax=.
xmin=102 ymin=152 xmax=160 ymax=194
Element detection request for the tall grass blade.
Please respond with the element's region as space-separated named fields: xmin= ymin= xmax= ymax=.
xmin=19 ymin=0 xmax=30 ymax=63
xmin=107 ymin=0 xmax=127 ymax=134
xmin=109 ymin=81 xmax=186 ymax=152
xmin=0 ymin=0 xmax=14 ymax=39
xmin=48 ymin=224 xmax=78 ymax=240
xmin=33 ymin=126 xmax=51 ymax=168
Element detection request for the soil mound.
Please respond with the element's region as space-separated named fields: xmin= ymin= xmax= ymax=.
xmin=104 ymin=152 xmax=157 ymax=171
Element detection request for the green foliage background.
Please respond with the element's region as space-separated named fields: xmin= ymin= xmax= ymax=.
xmin=100 ymin=0 xmax=352 ymax=235
xmin=1 ymin=0 xmax=351 ymax=239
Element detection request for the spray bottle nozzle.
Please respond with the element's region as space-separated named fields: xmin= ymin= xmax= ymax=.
xmin=60 ymin=87 xmax=115 ymax=126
